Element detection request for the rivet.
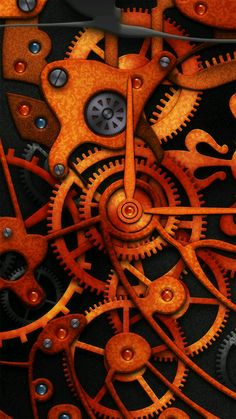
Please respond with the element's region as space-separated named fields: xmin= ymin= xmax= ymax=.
xmin=71 ymin=318 xmax=80 ymax=329
xmin=132 ymin=77 xmax=143 ymax=89
xmin=29 ymin=41 xmax=41 ymax=54
xmin=42 ymin=338 xmax=53 ymax=349
xmin=159 ymin=56 xmax=171 ymax=68
xmin=195 ymin=2 xmax=207 ymax=15
xmin=35 ymin=117 xmax=47 ymax=129
xmin=15 ymin=61 xmax=27 ymax=74
xmin=54 ymin=164 xmax=65 ymax=177
xmin=2 ymin=227 xmax=12 ymax=238
xmin=18 ymin=103 xmax=31 ymax=116
xmin=35 ymin=383 xmax=48 ymax=396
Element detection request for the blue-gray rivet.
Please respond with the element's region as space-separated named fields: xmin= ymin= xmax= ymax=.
xmin=159 ymin=56 xmax=171 ymax=68
xmin=17 ymin=0 xmax=37 ymax=12
xmin=49 ymin=69 xmax=68 ymax=88
xmin=2 ymin=227 xmax=12 ymax=238
xmin=29 ymin=41 xmax=41 ymax=54
xmin=35 ymin=117 xmax=47 ymax=129
xmin=71 ymin=318 xmax=80 ymax=329
xmin=43 ymin=338 xmax=53 ymax=349
xmin=54 ymin=164 xmax=65 ymax=177
xmin=59 ymin=414 xmax=71 ymax=419
xmin=36 ymin=383 xmax=48 ymax=396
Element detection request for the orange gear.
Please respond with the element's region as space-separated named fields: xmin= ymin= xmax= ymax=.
xmin=63 ymin=298 xmax=188 ymax=418
xmin=0 ymin=149 xmax=83 ymax=344
xmin=66 ymin=18 xmax=202 ymax=143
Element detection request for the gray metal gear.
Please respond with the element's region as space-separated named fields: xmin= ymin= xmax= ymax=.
xmin=0 ymin=266 xmax=64 ymax=325
xmin=20 ymin=143 xmax=50 ymax=204
xmin=86 ymin=91 xmax=126 ymax=136
xmin=216 ymin=329 xmax=236 ymax=390
xmin=0 ymin=253 xmax=17 ymax=278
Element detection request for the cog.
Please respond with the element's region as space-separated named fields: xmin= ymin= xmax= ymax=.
xmin=0 ymin=266 xmax=64 ymax=325
xmin=66 ymin=18 xmax=202 ymax=142
xmin=0 ymin=149 xmax=83 ymax=344
xmin=47 ymin=141 xmax=161 ymax=294
xmin=105 ymin=249 xmax=230 ymax=358
xmin=63 ymin=298 xmax=188 ymax=418
xmin=216 ymin=329 xmax=236 ymax=390
xmin=20 ymin=142 xmax=50 ymax=204
xmin=79 ymin=157 xmax=181 ymax=260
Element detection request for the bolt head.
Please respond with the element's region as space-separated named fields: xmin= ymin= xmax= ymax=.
xmin=159 ymin=56 xmax=171 ymax=68
xmin=71 ymin=318 xmax=80 ymax=329
xmin=54 ymin=164 xmax=65 ymax=177
xmin=2 ymin=227 xmax=12 ymax=238
xmin=36 ymin=383 xmax=48 ymax=396
xmin=17 ymin=0 xmax=37 ymax=12
xmin=49 ymin=69 xmax=68 ymax=88
xmin=42 ymin=338 xmax=53 ymax=349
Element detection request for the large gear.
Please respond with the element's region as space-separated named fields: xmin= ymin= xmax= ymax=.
xmin=63 ymin=298 xmax=188 ymax=418
xmin=216 ymin=329 xmax=236 ymax=390
xmin=105 ymin=249 xmax=230 ymax=358
xmin=66 ymin=17 xmax=202 ymax=143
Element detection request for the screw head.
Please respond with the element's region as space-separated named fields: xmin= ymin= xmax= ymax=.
xmin=17 ymin=0 xmax=37 ymax=12
xmin=54 ymin=164 xmax=65 ymax=177
xmin=71 ymin=318 xmax=80 ymax=329
xmin=159 ymin=56 xmax=171 ymax=68
xmin=42 ymin=338 xmax=53 ymax=349
xmin=49 ymin=69 xmax=68 ymax=88
xmin=59 ymin=413 xmax=71 ymax=419
xmin=35 ymin=383 xmax=48 ymax=396
xmin=2 ymin=227 xmax=12 ymax=238
xmin=35 ymin=117 xmax=47 ymax=129
xmin=29 ymin=41 xmax=41 ymax=54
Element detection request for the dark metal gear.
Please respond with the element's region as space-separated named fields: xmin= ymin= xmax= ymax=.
xmin=20 ymin=142 xmax=50 ymax=204
xmin=86 ymin=91 xmax=127 ymax=136
xmin=216 ymin=329 xmax=236 ymax=390
xmin=0 ymin=266 xmax=64 ymax=325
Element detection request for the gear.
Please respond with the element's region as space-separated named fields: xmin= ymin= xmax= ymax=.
xmin=63 ymin=298 xmax=188 ymax=418
xmin=216 ymin=329 xmax=236 ymax=390
xmin=86 ymin=91 xmax=127 ymax=136
xmin=0 ymin=252 xmax=16 ymax=278
xmin=105 ymin=249 xmax=230 ymax=358
xmin=0 ymin=149 xmax=83 ymax=344
xmin=66 ymin=18 xmax=202 ymax=143
xmin=20 ymin=142 xmax=50 ymax=204
xmin=0 ymin=266 xmax=64 ymax=325
xmin=47 ymin=142 xmax=160 ymax=294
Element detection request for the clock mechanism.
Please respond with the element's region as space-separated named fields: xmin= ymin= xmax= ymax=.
xmin=0 ymin=1 xmax=236 ymax=418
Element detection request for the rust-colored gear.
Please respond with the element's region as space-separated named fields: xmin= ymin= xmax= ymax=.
xmin=66 ymin=18 xmax=202 ymax=143
xmin=63 ymin=298 xmax=188 ymax=418
xmin=79 ymin=153 xmax=206 ymax=259
xmin=0 ymin=149 xmax=83 ymax=344
xmin=79 ymin=157 xmax=181 ymax=260
xmin=46 ymin=142 xmax=162 ymax=294
xmin=104 ymin=249 xmax=230 ymax=359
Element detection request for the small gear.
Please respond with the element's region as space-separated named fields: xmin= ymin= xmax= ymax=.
xmin=0 ymin=266 xmax=64 ymax=325
xmin=20 ymin=142 xmax=50 ymax=204
xmin=86 ymin=91 xmax=126 ymax=136
xmin=0 ymin=252 xmax=16 ymax=278
xmin=216 ymin=329 xmax=236 ymax=390
xmin=63 ymin=298 xmax=188 ymax=418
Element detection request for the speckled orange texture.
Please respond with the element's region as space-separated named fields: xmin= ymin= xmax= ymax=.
xmin=0 ymin=0 xmax=47 ymax=18
xmin=175 ymin=0 xmax=236 ymax=30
